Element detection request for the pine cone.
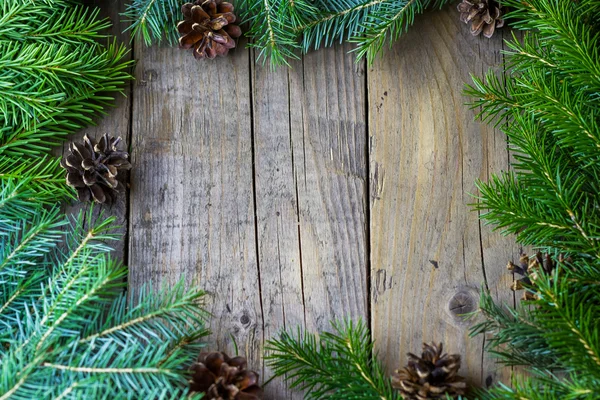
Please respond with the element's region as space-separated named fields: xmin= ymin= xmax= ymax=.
xmin=190 ymin=351 xmax=263 ymax=399
xmin=177 ymin=0 xmax=242 ymax=60
xmin=61 ymin=134 xmax=131 ymax=203
xmin=508 ymin=252 xmax=561 ymax=300
xmin=391 ymin=342 xmax=467 ymax=400
xmin=457 ymin=0 xmax=504 ymax=38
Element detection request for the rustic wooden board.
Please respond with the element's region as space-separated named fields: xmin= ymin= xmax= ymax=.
xmin=127 ymin=40 xmax=264 ymax=366
xmin=61 ymin=0 xmax=132 ymax=261
xmin=368 ymin=7 xmax=514 ymax=387
xmin=251 ymin=44 xmax=368 ymax=397
xmin=289 ymin=46 xmax=368 ymax=332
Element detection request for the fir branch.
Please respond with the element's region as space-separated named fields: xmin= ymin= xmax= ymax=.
xmin=242 ymin=0 xmax=448 ymax=65
xmin=0 ymin=184 xmax=210 ymax=398
xmin=240 ymin=0 xmax=313 ymax=66
xmin=0 ymin=3 xmax=111 ymax=44
xmin=352 ymin=0 xmax=448 ymax=64
xmin=0 ymin=39 xmax=133 ymax=156
xmin=0 ymin=0 xmax=133 ymax=157
xmin=266 ymin=319 xmax=399 ymax=400
xmin=0 ymin=156 xmax=73 ymax=202
xmin=468 ymin=0 xmax=600 ymax=396
xmin=0 ymin=178 xmax=64 ymax=228
xmin=80 ymin=280 xmax=210 ymax=345
xmin=122 ymin=0 xmax=183 ymax=46
xmin=502 ymin=0 xmax=600 ymax=95
xmin=466 ymin=0 xmax=600 ymax=260
xmin=472 ymin=263 xmax=600 ymax=397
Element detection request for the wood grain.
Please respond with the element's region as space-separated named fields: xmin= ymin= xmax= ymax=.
xmin=368 ymin=7 xmax=514 ymax=387
xmin=61 ymin=0 xmax=132 ymax=261
xmin=128 ymin=40 xmax=264 ymax=366
xmin=251 ymin=44 xmax=368 ymax=397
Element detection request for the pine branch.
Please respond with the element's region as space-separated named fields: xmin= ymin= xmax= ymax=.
xmin=266 ymin=319 xmax=399 ymax=400
xmin=0 ymin=2 xmax=111 ymax=44
xmin=0 ymin=40 xmax=133 ymax=157
xmin=0 ymin=156 xmax=73 ymax=202
xmin=0 ymin=0 xmax=133 ymax=157
xmin=0 ymin=178 xmax=65 ymax=229
xmin=466 ymin=0 xmax=600 ymax=260
xmin=0 ymin=185 xmax=210 ymax=398
xmin=467 ymin=1 xmax=600 ymax=397
xmin=241 ymin=0 xmax=449 ymax=66
xmin=472 ymin=262 xmax=600 ymax=397
xmin=352 ymin=0 xmax=448 ymax=64
xmin=501 ymin=0 xmax=600 ymax=95
xmin=240 ymin=0 xmax=314 ymax=66
xmin=122 ymin=0 xmax=183 ymax=46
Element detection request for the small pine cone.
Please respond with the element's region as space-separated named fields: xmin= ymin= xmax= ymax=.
xmin=61 ymin=134 xmax=131 ymax=203
xmin=457 ymin=0 xmax=504 ymax=38
xmin=190 ymin=351 xmax=263 ymax=399
xmin=391 ymin=342 xmax=467 ymax=400
xmin=508 ymin=252 xmax=560 ymax=300
xmin=178 ymin=0 xmax=242 ymax=60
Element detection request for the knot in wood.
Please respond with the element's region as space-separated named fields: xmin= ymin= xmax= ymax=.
xmin=448 ymin=291 xmax=476 ymax=318
xmin=240 ymin=314 xmax=250 ymax=325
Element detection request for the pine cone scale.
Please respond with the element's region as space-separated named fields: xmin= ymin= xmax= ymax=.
xmin=180 ymin=30 xmax=205 ymax=48
xmin=457 ymin=0 xmax=503 ymax=38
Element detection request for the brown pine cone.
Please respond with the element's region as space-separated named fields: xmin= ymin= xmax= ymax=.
xmin=457 ymin=0 xmax=504 ymax=38
xmin=177 ymin=0 xmax=242 ymax=60
xmin=190 ymin=351 xmax=263 ymax=399
xmin=61 ymin=134 xmax=131 ymax=203
xmin=391 ymin=342 xmax=467 ymax=400
xmin=508 ymin=252 xmax=563 ymax=300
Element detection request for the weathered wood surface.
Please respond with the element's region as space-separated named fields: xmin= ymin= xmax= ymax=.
xmin=368 ymin=8 xmax=514 ymax=387
xmin=79 ymin=1 xmax=521 ymax=397
xmin=128 ymin=35 xmax=262 ymax=366
xmin=250 ymin=45 xmax=368 ymax=397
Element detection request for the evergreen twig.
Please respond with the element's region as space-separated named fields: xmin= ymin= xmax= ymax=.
xmin=242 ymin=0 xmax=450 ymax=65
xmin=266 ymin=319 xmax=399 ymax=399
xmin=0 ymin=0 xmax=133 ymax=157
xmin=467 ymin=0 xmax=600 ymax=397
xmin=0 ymin=194 xmax=210 ymax=399
xmin=122 ymin=0 xmax=183 ymax=46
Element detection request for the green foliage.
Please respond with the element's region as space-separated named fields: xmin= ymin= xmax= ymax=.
xmin=471 ymin=263 xmax=600 ymax=399
xmin=0 ymin=157 xmax=73 ymax=204
xmin=241 ymin=0 xmax=450 ymax=66
xmin=0 ymin=192 xmax=210 ymax=399
xmin=466 ymin=0 xmax=600 ymax=398
xmin=123 ymin=0 xmax=449 ymax=66
xmin=466 ymin=0 xmax=600 ymax=260
xmin=122 ymin=0 xmax=183 ymax=46
xmin=266 ymin=319 xmax=399 ymax=400
xmin=0 ymin=0 xmax=133 ymax=158
xmin=0 ymin=1 xmax=212 ymax=398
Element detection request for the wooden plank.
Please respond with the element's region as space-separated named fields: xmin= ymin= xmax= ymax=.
xmin=250 ymin=61 xmax=305 ymax=400
xmin=290 ymin=46 xmax=369 ymax=332
xmin=127 ymin=40 xmax=264 ymax=367
xmin=251 ymin=43 xmax=368 ymax=397
xmin=61 ymin=0 xmax=132 ymax=261
xmin=368 ymin=8 xmax=514 ymax=386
